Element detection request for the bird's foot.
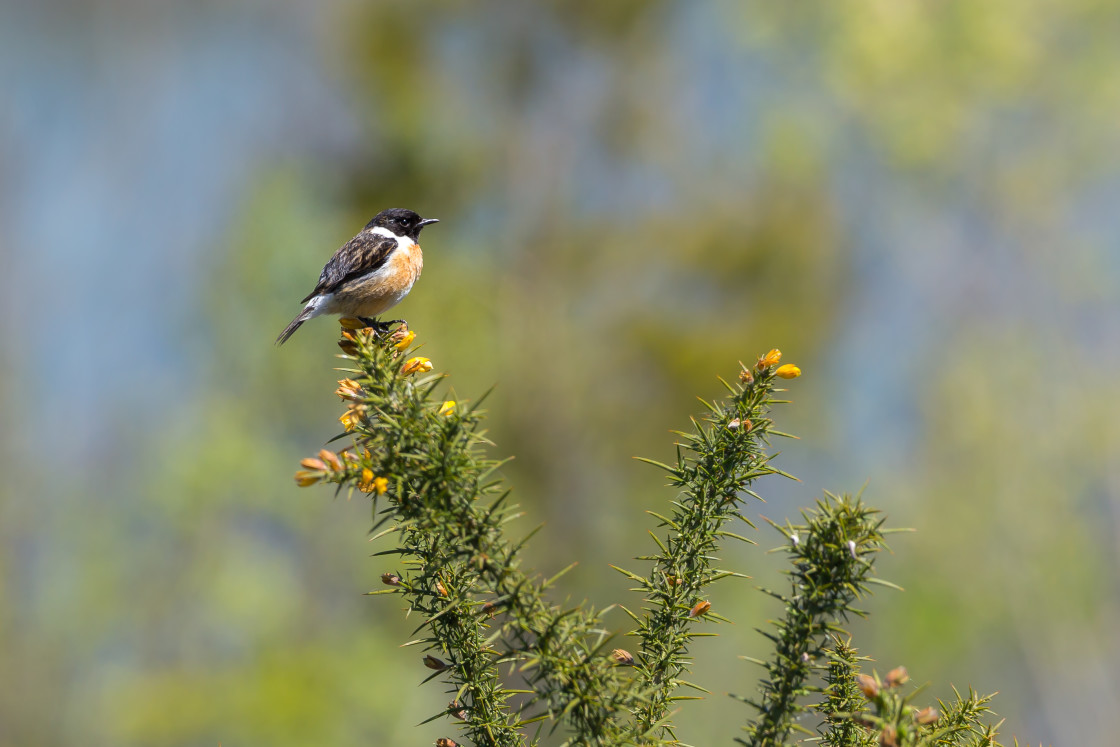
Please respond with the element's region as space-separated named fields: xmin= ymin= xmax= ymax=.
xmin=358 ymin=317 xmax=405 ymax=338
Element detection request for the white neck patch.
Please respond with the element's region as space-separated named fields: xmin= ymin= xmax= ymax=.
xmin=367 ymin=226 xmax=415 ymax=247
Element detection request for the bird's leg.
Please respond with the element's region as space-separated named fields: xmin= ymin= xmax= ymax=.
xmin=358 ymin=317 xmax=403 ymax=338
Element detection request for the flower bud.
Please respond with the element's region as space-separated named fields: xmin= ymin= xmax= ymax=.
xmin=435 ymin=739 xmax=458 ymax=747
xmin=857 ymin=674 xmax=879 ymax=699
xmin=611 ymin=648 xmax=635 ymax=666
xmin=879 ymin=725 xmax=898 ymax=747
xmin=293 ymin=471 xmax=321 ymax=487
xmin=438 ymin=400 xmax=456 ymax=416
xmin=300 ymin=457 xmax=327 ymax=471
xmin=318 ymin=449 xmax=342 ymax=471
xmin=739 ymin=367 xmax=755 ymax=385
xmin=448 ymin=701 xmax=467 ymax=720
xmin=381 ymin=573 xmax=401 ymax=586
xmin=775 ymin=363 xmax=801 ymax=379
xmin=886 ymin=665 xmax=909 ymax=688
xmin=914 ymin=706 xmax=939 ymax=725
xmin=435 ymin=580 xmax=448 ymax=597
xmin=688 ymin=600 xmax=711 ymax=618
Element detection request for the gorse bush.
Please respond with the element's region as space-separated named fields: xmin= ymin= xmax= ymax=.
xmin=294 ymin=322 xmax=1008 ymax=747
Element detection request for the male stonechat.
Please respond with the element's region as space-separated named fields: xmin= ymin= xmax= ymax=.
xmin=276 ymin=208 xmax=438 ymax=344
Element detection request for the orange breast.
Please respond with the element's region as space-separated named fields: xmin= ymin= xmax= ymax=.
xmin=330 ymin=243 xmax=424 ymax=318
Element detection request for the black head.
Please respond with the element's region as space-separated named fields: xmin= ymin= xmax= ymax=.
xmin=365 ymin=208 xmax=439 ymax=241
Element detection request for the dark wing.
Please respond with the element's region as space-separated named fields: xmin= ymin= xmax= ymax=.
xmin=301 ymin=232 xmax=397 ymax=303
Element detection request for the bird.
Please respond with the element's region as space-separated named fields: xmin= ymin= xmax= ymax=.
xmin=276 ymin=208 xmax=439 ymax=344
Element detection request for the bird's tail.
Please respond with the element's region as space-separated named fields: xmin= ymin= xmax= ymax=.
xmin=276 ymin=307 xmax=314 ymax=345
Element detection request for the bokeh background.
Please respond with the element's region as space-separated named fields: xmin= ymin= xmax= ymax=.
xmin=3 ymin=1 xmax=1119 ymax=744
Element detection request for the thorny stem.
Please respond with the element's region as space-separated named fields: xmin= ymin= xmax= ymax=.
xmin=620 ymin=357 xmax=793 ymax=741
xmin=311 ymin=327 xmax=638 ymax=746
xmin=737 ymin=493 xmax=890 ymax=746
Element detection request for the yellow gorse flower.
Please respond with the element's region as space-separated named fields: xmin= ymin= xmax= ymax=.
xmin=393 ymin=330 xmax=417 ymax=350
xmin=339 ymin=403 xmax=366 ymax=432
xmin=401 ymin=356 xmax=433 ymax=375
xmin=757 ymin=348 xmax=782 ymax=369
xmin=388 ymin=325 xmax=412 ymax=344
xmin=358 ymin=469 xmax=389 ymax=495
xmin=775 ymin=364 xmax=801 ymax=379
xmin=438 ymin=400 xmax=456 ymax=416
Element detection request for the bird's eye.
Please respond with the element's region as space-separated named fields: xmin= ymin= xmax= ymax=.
xmin=399 ymin=217 xmax=411 ymax=226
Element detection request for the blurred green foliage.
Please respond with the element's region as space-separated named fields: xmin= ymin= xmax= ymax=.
xmin=3 ymin=1 xmax=1119 ymax=745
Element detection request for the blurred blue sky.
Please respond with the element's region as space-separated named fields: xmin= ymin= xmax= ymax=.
xmin=2 ymin=0 xmax=358 ymax=461
xmin=7 ymin=0 xmax=1117 ymax=472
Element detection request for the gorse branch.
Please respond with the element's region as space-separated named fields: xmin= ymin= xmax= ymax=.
xmin=737 ymin=492 xmax=890 ymax=746
xmin=618 ymin=349 xmax=801 ymax=741
xmin=292 ymin=321 xmax=1010 ymax=746
xmin=297 ymin=323 xmax=639 ymax=746
xmin=819 ymin=637 xmax=875 ymax=747
xmin=848 ymin=671 xmax=1003 ymax=746
xmin=934 ymin=687 xmax=1003 ymax=746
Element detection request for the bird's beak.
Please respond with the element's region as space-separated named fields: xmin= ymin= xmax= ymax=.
xmin=418 ymin=218 xmax=440 ymax=227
